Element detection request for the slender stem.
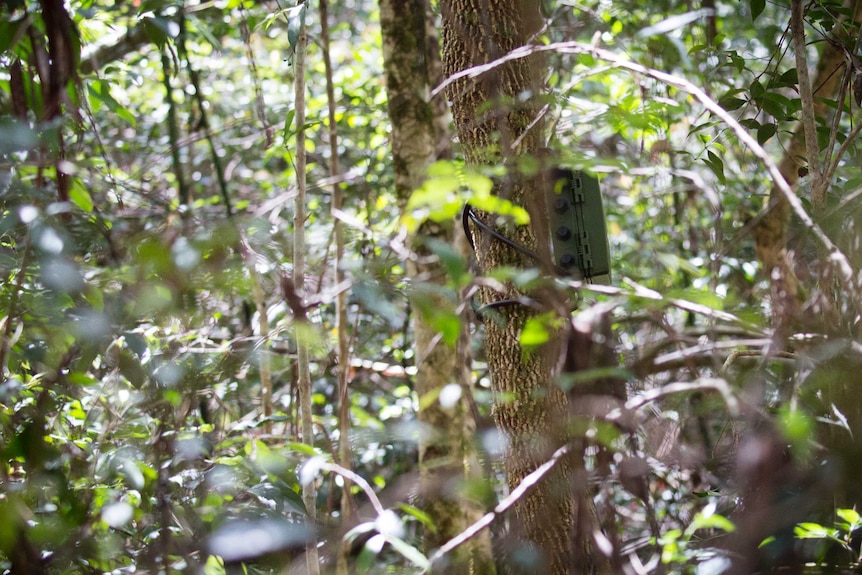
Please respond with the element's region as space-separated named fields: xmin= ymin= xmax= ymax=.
xmin=155 ymin=420 xmax=174 ymax=573
xmin=319 ymin=0 xmax=353 ymax=525
xmin=790 ymin=0 xmax=823 ymax=207
xmin=292 ymin=4 xmax=320 ymax=573
xmin=250 ymin=271 xmax=273 ymax=435
xmin=177 ymin=12 xmax=233 ymax=218
xmin=0 ymin=237 xmax=31 ymax=387
xmin=240 ymin=4 xmax=273 ymax=147
xmin=160 ymin=45 xmax=189 ymax=213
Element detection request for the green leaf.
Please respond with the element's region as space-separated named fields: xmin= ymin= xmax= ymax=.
xmin=751 ymin=0 xmax=766 ymax=20
xmin=703 ymin=151 xmax=726 ymax=184
xmin=282 ymin=109 xmax=295 ymax=143
xmin=357 ymin=534 xmax=386 ymax=572
xmin=423 ymin=238 xmax=471 ymax=288
xmin=761 ymin=92 xmax=793 ymax=120
xmin=749 ymin=79 xmax=765 ymax=99
xmin=283 ymin=113 xmax=321 ymax=145
xmin=87 ymin=80 xmax=135 ymax=127
xmin=519 ymin=312 xmax=559 ymax=355
xmin=778 ymin=405 xmax=813 ymax=461
xmin=657 ymin=253 xmax=702 ymax=277
xmin=429 ymin=309 xmax=461 ymax=347
xmin=691 ymin=511 xmax=736 ymax=533
xmin=274 ymin=478 xmax=308 ymax=515
xmin=384 ymin=535 xmax=430 ymax=570
xmin=284 ymin=441 xmax=318 ymax=456
xmin=286 ymin=3 xmax=307 ymax=62
xmin=667 ymin=288 xmax=724 ymax=311
xmin=187 ymin=15 xmax=222 ymax=51
xmin=0 ymin=18 xmax=26 ymax=55
xmin=397 ymin=503 xmax=437 ymax=532
xmin=717 ymin=96 xmax=746 ymax=111
xmin=837 ymin=508 xmax=860 ymax=527
xmin=794 ymin=522 xmax=834 ymax=539
xmin=757 ymin=123 xmax=777 ymax=145
xmin=69 ymin=180 xmax=94 ymax=213
xmin=404 ymin=160 xmax=528 ymax=232
xmin=468 ymin=195 xmax=530 ymax=225
xmin=142 ymin=16 xmax=179 ymax=46
xmin=778 ymin=68 xmax=799 ymax=88
xmin=117 ymin=349 xmax=147 ymax=388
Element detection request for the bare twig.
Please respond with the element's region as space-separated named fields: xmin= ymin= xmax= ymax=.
xmin=624 ymin=378 xmax=740 ymax=415
xmin=426 ymin=444 xmax=571 ymax=570
xmin=318 ymin=461 xmax=386 ymax=517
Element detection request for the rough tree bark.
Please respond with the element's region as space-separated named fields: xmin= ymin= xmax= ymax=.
xmin=439 ymin=2 xmax=609 ymax=573
xmin=380 ymin=0 xmax=494 ymax=572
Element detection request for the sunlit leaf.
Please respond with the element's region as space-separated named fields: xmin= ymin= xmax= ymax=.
xmin=794 ymin=522 xmax=835 ymax=539
xmin=69 ymin=180 xmax=94 ymax=213
xmin=837 ymin=508 xmax=861 ymax=527
xmin=519 ymin=312 xmax=560 ymax=356
xmin=203 ymin=555 xmax=226 ymax=575
xmin=778 ymin=405 xmax=813 ymax=461
xmin=404 ymin=160 xmax=529 ymax=232
xmin=397 ymin=503 xmax=437 ymax=532
xmin=691 ymin=511 xmax=736 ymax=533
xmin=385 ymin=535 xmax=431 ymax=570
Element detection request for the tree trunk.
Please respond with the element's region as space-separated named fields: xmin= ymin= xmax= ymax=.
xmin=439 ymin=2 xmax=597 ymax=573
xmin=380 ymin=0 xmax=494 ymax=572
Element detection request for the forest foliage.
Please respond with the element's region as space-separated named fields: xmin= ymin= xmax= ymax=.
xmin=2 ymin=0 xmax=862 ymax=573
